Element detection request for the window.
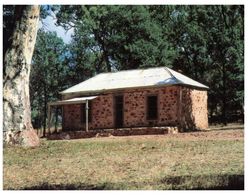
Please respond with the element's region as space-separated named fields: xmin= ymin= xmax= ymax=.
xmin=81 ymin=102 xmax=92 ymax=123
xmin=147 ymin=95 xmax=158 ymax=120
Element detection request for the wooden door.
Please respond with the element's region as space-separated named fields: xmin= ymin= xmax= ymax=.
xmin=115 ymin=95 xmax=123 ymax=128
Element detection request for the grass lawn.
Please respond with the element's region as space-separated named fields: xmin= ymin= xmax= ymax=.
xmin=3 ymin=129 xmax=244 ymax=190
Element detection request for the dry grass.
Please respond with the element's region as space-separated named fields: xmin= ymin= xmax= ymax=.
xmin=3 ymin=129 xmax=244 ymax=190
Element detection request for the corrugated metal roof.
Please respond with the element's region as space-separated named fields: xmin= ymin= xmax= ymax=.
xmin=49 ymin=96 xmax=98 ymax=106
xmin=60 ymin=67 xmax=209 ymax=95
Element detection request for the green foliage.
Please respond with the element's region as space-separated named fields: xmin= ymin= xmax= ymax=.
xmin=56 ymin=5 xmax=175 ymax=71
xmin=3 ymin=5 xmax=15 ymax=60
xmin=3 ymin=5 xmax=52 ymax=60
xmin=30 ymin=29 xmax=69 ymax=130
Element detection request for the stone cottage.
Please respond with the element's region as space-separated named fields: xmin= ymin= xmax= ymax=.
xmin=48 ymin=67 xmax=209 ymax=133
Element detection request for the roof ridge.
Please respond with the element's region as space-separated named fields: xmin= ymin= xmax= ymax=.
xmin=168 ymin=68 xmax=209 ymax=89
xmin=99 ymin=66 xmax=167 ymax=75
xmin=164 ymin=67 xmax=176 ymax=79
xmin=165 ymin=67 xmax=184 ymax=84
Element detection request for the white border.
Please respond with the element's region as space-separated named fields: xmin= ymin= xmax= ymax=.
xmin=0 ymin=1 xmax=247 ymax=194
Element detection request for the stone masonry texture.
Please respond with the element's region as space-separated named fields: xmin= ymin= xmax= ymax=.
xmin=62 ymin=85 xmax=208 ymax=131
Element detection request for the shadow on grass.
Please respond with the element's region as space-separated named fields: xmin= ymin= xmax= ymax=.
xmin=17 ymin=174 xmax=244 ymax=190
xmin=208 ymin=126 xmax=244 ymax=131
xmin=160 ymin=174 xmax=244 ymax=190
xmin=21 ymin=183 xmax=111 ymax=190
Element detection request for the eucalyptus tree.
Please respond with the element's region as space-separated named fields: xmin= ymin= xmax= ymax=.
xmin=3 ymin=5 xmax=40 ymax=146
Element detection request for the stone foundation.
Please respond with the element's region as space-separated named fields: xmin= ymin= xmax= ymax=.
xmin=47 ymin=126 xmax=179 ymax=140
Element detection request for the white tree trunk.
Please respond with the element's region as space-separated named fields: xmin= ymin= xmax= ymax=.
xmin=3 ymin=5 xmax=40 ymax=147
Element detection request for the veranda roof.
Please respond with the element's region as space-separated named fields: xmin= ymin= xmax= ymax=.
xmin=48 ymin=96 xmax=98 ymax=106
xmin=47 ymin=96 xmax=97 ymax=132
xmin=60 ymin=67 xmax=209 ymax=95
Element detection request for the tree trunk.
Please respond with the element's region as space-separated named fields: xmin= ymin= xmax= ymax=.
xmin=3 ymin=5 xmax=40 ymax=147
xmin=222 ymin=63 xmax=227 ymax=125
xmin=43 ymin=82 xmax=47 ymax=137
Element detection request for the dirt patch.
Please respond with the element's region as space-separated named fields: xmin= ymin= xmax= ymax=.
xmin=47 ymin=126 xmax=178 ymax=140
xmin=166 ymin=129 xmax=244 ymax=141
xmin=90 ymin=129 xmax=244 ymax=142
xmin=47 ymin=123 xmax=244 ymax=142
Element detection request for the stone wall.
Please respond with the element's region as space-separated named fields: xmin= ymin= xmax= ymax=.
xmin=190 ymin=89 xmax=208 ymax=130
xmin=123 ymin=86 xmax=178 ymax=127
xmin=63 ymin=94 xmax=113 ymax=131
xmin=62 ymin=85 xmax=208 ymax=131
xmin=90 ymin=94 xmax=114 ymax=129
xmin=181 ymin=87 xmax=208 ymax=130
xmin=63 ymin=104 xmax=82 ymax=130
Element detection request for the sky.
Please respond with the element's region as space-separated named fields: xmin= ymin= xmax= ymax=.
xmin=40 ymin=12 xmax=74 ymax=44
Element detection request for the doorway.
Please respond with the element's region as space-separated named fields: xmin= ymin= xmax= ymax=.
xmin=115 ymin=95 xmax=124 ymax=128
